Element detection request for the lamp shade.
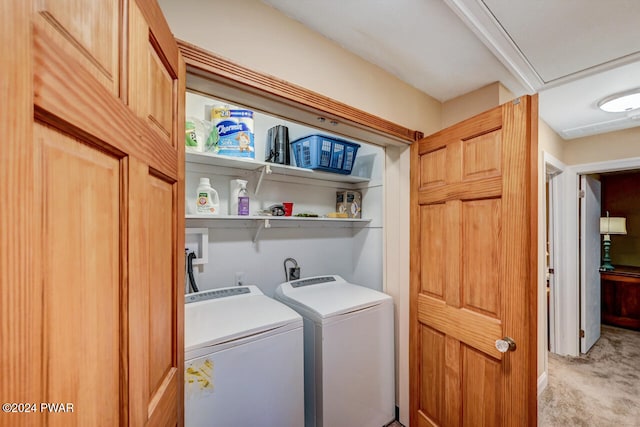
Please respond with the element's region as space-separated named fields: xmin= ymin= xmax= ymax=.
xmin=600 ymin=217 xmax=627 ymax=235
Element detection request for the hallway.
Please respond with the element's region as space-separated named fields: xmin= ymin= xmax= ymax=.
xmin=539 ymin=325 xmax=640 ymax=426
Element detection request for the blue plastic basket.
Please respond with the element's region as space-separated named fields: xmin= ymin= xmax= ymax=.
xmin=291 ymin=135 xmax=360 ymax=175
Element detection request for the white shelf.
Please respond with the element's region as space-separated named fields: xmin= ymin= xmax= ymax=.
xmin=185 ymin=214 xmax=371 ymax=242
xmin=185 ymin=214 xmax=371 ymax=223
xmin=185 ymin=151 xmax=370 ymax=184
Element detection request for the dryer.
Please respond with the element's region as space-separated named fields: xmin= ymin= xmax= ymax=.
xmin=274 ymin=275 xmax=394 ymax=427
xmin=185 ymin=286 xmax=304 ymax=427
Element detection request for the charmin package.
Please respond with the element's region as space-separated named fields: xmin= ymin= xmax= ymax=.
xmin=210 ymin=106 xmax=255 ymax=158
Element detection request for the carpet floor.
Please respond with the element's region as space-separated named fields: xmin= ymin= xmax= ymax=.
xmin=538 ymin=325 xmax=640 ymax=426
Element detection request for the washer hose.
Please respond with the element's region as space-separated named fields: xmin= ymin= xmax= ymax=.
xmin=187 ymin=252 xmax=199 ymax=293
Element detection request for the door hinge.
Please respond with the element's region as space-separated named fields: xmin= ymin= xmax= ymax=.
xmin=580 ymin=329 xmax=585 ymax=338
xmin=548 ymin=268 xmax=555 ymax=274
xmin=578 ymin=190 xmax=585 ymax=198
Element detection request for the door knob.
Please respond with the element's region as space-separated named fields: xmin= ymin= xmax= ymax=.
xmin=495 ymin=337 xmax=517 ymax=353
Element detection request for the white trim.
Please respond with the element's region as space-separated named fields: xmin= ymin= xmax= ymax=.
xmin=546 ymin=171 xmax=557 ymax=354
xmin=539 ymin=152 xmax=567 ymax=396
xmin=559 ymin=156 xmax=640 ymax=356
xmin=443 ymin=1 xmax=640 ymax=94
xmin=570 ymin=156 xmax=640 ymax=175
xmin=185 ymin=227 xmax=209 ymax=266
xmin=544 ymin=152 xmax=565 ymax=175
xmin=549 ymin=171 xmax=564 ymax=354
xmin=537 ymin=371 xmax=548 ymax=397
xmin=383 ymin=145 xmax=411 ymax=426
xmin=443 ymin=0 xmax=543 ymax=93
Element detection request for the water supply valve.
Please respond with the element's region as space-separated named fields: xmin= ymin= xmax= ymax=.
xmin=284 ymin=257 xmax=300 ymax=281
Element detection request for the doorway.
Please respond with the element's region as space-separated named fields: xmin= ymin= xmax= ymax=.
xmin=545 ymin=161 xmax=563 ymax=355
xmin=540 ymin=156 xmax=640 ymax=424
xmin=551 ymin=156 xmax=640 ymax=358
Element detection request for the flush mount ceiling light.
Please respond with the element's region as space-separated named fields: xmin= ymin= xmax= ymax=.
xmin=598 ymin=88 xmax=640 ymax=113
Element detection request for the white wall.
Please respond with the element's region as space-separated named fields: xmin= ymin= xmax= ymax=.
xmin=185 ymin=176 xmax=384 ymax=298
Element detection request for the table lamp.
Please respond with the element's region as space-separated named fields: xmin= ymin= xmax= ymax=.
xmin=599 ymin=212 xmax=627 ymax=271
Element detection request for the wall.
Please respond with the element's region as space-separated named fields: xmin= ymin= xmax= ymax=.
xmin=602 ymin=172 xmax=640 ymax=267
xmin=159 ymin=0 xmax=440 ymax=134
xmin=160 ymin=2 xmax=442 ymax=424
xmin=441 ymin=82 xmax=513 ymax=127
xmin=539 ymin=120 xmax=565 ymax=162
xmin=563 ymin=127 xmax=640 ymax=165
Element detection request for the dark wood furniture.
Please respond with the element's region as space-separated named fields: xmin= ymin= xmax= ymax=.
xmin=601 ymin=265 xmax=640 ymax=330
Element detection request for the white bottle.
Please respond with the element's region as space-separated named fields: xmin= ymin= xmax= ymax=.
xmin=196 ymin=177 xmax=219 ymax=215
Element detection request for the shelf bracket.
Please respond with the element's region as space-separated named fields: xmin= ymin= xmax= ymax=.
xmin=254 ymin=164 xmax=272 ymax=195
xmin=252 ymin=218 xmax=271 ymax=243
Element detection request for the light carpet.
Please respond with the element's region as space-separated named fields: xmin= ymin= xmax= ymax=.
xmin=538 ymin=325 xmax=640 ymax=426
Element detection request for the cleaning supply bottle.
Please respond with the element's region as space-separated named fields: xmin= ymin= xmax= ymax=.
xmin=196 ymin=177 xmax=219 ymax=215
xmin=230 ymin=179 xmax=250 ymax=216
xmin=237 ymin=180 xmax=249 ymax=215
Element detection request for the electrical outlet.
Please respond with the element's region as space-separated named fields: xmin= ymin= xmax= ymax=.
xmin=235 ymin=272 xmax=246 ymax=287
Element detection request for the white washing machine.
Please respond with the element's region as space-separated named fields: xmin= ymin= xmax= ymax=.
xmin=184 ymin=286 xmax=304 ymax=427
xmin=274 ymin=275 xmax=395 ymax=427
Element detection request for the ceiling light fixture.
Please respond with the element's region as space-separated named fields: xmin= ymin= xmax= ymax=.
xmin=598 ymin=88 xmax=640 ymax=113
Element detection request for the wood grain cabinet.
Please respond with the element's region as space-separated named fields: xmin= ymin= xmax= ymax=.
xmin=601 ymin=266 xmax=640 ymax=331
xmin=3 ymin=1 xmax=184 ymax=426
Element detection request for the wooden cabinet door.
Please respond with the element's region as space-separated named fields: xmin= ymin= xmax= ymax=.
xmin=127 ymin=1 xmax=185 ymax=425
xmin=410 ymin=97 xmax=538 ymax=426
xmin=1 ymin=1 xmax=184 ymax=426
xmin=33 ymin=0 xmax=120 ymax=95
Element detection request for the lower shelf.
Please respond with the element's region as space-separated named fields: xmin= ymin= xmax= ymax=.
xmin=186 ymin=214 xmax=369 ymax=222
xmin=185 ymin=215 xmax=372 ymax=242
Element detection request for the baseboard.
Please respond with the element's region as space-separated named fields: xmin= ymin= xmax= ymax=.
xmin=537 ymin=371 xmax=548 ymax=396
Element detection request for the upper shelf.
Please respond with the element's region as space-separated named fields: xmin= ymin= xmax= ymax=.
xmin=185 ymin=151 xmax=370 ymax=184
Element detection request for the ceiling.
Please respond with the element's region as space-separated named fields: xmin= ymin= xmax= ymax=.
xmin=261 ymin=0 xmax=640 ymax=139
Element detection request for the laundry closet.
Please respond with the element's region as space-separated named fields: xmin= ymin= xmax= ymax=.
xmin=178 ymin=38 xmax=418 ymax=426
xmin=184 ymin=88 xmax=385 ymax=296
xmin=177 ymin=41 xmax=418 ymax=297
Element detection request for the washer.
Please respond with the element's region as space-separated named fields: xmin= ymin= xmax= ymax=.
xmin=274 ymin=275 xmax=395 ymax=427
xmin=185 ymin=286 xmax=304 ymax=427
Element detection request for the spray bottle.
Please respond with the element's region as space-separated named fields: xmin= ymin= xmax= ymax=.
xmin=230 ymin=179 xmax=250 ymax=216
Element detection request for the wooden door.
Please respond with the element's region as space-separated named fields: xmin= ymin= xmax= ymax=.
xmin=410 ymin=96 xmax=538 ymax=426
xmin=1 ymin=1 xmax=184 ymax=426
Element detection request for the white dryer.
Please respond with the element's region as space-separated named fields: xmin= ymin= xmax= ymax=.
xmin=184 ymin=286 xmax=304 ymax=427
xmin=274 ymin=275 xmax=395 ymax=427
